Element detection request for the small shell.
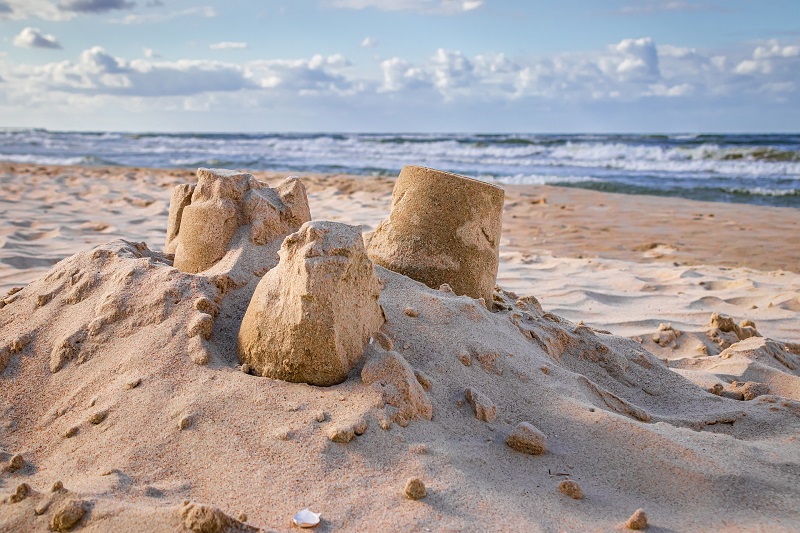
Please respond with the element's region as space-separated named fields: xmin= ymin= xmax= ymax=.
xmin=292 ymin=508 xmax=321 ymax=528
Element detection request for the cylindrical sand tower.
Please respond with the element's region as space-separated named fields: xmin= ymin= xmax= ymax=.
xmin=367 ymin=165 xmax=504 ymax=307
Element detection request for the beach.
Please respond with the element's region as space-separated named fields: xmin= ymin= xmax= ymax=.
xmin=1 ymin=162 xmax=799 ymax=531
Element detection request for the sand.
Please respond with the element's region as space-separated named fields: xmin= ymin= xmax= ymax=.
xmin=1 ymin=162 xmax=799 ymax=532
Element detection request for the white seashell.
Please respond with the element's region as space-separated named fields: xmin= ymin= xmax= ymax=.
xmin=292 ymin=508 xmax=321 ymax=528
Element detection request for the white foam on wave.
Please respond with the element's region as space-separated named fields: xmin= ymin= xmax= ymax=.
xmin=0 ymin=153 xmax=86 ymax=166
xmin=486 ymin=174 xmax=601 ymax=186
xmin=723 ymin=186 xmax=800 ymax=197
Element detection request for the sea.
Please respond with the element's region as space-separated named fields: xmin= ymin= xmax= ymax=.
xmin=1 ymin=130 xmax=798 ymax=208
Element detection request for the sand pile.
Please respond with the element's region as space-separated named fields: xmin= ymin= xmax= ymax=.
xmin=1 ymin=167 xmax=800 ymax=531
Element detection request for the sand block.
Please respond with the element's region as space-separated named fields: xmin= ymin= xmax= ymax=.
xmin=168 ymin=168 xmax=310 ymax=273
xmin=237 ymin=221 xmax=383 ymax=386
xmin=367 ymin=165 xmax=504 ymax=307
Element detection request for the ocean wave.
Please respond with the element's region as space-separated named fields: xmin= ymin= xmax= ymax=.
xmin=487 ymin=174 xmax=600 ymax=186
xmin=1 ymin=130 xmax=799 ymax=207
xmin=722 ymin=186 xmax=800 ymax=197
xmin=0 ymin=153 xmax=88 ymax=166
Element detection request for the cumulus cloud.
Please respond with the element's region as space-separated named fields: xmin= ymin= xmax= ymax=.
xmin=58 ymin=0 xmax=135 ymax=13
xmin=0 ymin=37 xmax=797 ymax=122
xmin=360 ymin=36 xmax=379 ymax=48
xmin=210 ymin=42 xmax=248 ymax=50
xmin=0 ymin=47 xmax=357 ymax=100
xmin=13 ymin=27 xmax=62 ymax=49
xmin=734 ymin=39 xmax=800 ymax=78
xmin=329 ymin=0 xmax=483 ymax=14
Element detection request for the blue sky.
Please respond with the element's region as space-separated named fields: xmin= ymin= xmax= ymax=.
xmin=1 ymin=0 xmax=799 ymax=132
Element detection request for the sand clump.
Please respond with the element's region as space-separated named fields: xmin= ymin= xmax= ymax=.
xmin=367 ymin=165 xmax=504 ymax=307
xmin=626 ymin=508 xmax=648 ymax=530
xmin=180 ymin=500 xmax=258 ymax=533
xmin=50 ymin=499 xmax=88 ymax=531
xmin=237 ymin=220 xmax=384 ymax=386
xmin=465 ymin=387 xmax=497 ymax=422
xmin=505 ymin=422 xmax=547 ymax=455
xmin=558 ymin=479 xmax=584 ymax=500
xmin=404 ymin=478 xmax=427 ymax=500
xmin=361 ymin=347 xmax=433 ymax=425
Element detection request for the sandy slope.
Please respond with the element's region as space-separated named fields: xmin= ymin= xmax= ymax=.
xmin=1 ymin=164 xmax=799 ymax=532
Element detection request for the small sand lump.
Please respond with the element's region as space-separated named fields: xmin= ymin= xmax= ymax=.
xmin=505 ymin=422 xmax=547 ymax=455
xmin=559 ymin=479 xmax=584 ymax=500
xmin=327 ymin=425 xmax=355 ymax=443
xmin=88 ymin=410 xmax=108 ymax=425
xmin=465 ymin=387 xmax=496 ymax=423
xmin=404 ymin=477 xmax=427 ymax=500
xmin=626 ymin=509 xmax=648 ymax=530
xmin=50 ymin=499 xmax=88 ymax=532
xmin=7 ymin=453 xmax=25 ymax=472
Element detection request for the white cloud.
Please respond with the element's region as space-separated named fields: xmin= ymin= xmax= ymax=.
xmin=734 ymin=39 xmax=800 ymax=79
xmin=143 ymin=47 xmax=159 ymax=59
xmin=210 ymin=42 xmax=248 ymax=50
xmin=360 ymin=36 xmax=379 ymax=48
xmin=13 ymin=27 xmax=62 ymax=49
xmin=110 ymin=6 xmax=216 ymax=24
xmin=329 ymin=0 xmax=484 ymax=14
xmin=0 ymin=37 xmax=797 ymax=125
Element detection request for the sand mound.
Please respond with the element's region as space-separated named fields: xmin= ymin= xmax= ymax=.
xmin=2 ymin=169 xmax=800 ymax=531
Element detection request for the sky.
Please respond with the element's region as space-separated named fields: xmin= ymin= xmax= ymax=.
xmin=0 ymin=0 xmax=799 ymax=133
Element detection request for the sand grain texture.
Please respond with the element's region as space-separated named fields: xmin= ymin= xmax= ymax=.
xmin=0 ymin=164 xmax=799 ymax=532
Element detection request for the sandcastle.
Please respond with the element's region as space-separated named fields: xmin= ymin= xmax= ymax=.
xmin=166 ymin=168 xmax=310 ymax=273
xmin=367 ymin=165 xmax=504 ymax=307
xmin=164 ymin=165 xmax=502 ymax=387
xmin=237 ymin=220 xmax=384 ymax=386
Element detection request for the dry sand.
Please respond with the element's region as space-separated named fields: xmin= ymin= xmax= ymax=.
xmin=1 ymin=163 xmax=799 ymax=532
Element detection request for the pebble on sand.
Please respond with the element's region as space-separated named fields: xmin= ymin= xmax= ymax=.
xmin=558 ymin=479 xmax=584 ymax=500
xmin=505 ymin=422 xmax=547 ymax=455
xmin=626 ymin=509 xmax=648 ymax=530
xmin=404 ymin=477 xmax=427 ymax=500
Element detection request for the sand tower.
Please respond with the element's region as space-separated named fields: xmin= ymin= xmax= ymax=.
xmin=237 ymin=221 xmax=384 ymax=386
xmin=166 ymin=168 xmax=310 ymax=273
xmin=367 ymin=165 xmax=504 ymax=307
